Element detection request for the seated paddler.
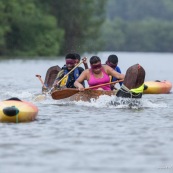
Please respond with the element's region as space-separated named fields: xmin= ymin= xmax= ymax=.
xmin=116 ymin=64 xmax=147 ymax=98
xmin=74 ymin=56 xmax=125 ymax=91
xmin=105 ymin=54 xmax=123 ymax=90
xmin=52 ymin=53 xmax=86 ymax=89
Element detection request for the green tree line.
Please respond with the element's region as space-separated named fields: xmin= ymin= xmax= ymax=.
xmin=0 ymin=0 xmax=106 ymax=57
xmin=102 ymin=0 xmax=173 ymax=52
xmin=0 ymin=0 xmax=173 ymax=57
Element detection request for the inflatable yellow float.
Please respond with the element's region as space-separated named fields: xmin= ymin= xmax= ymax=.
xmin=144 ymin=80 xmax=172 ymax=94
xmin=0 ymin=98 xmax=38 ymax=123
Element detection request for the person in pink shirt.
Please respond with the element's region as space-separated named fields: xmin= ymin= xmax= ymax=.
xmin=74 ymin=56 xmax=124 ymax=91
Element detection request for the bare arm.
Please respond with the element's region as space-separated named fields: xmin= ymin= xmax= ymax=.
xmin=104 ymin=65 xmax=125 ymax=80
xmin=82 ymin=57 xmax=89 ymax=69
xmin=74 ymin=70 xmax=88 ymax=90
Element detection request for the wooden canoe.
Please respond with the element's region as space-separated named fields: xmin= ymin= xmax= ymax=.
xmin=69 ymin=89 xmax=117 ymax=102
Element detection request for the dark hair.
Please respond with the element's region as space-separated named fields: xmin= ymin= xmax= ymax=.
xmin=108 ymin=55 xmax=118 ymax=64
xmin=65 ymin=53 xmax=76 ymax=60
xmin=74 ymin=53 xmax=81 ymax=61
xmin=6 ymin=97 xmax=22 ymax=101
xmin=90 ymin=56 xmax=101 ymax=65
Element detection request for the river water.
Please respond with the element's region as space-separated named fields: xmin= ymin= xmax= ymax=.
xmin=0 ymin=52 xmax=173 ymax=173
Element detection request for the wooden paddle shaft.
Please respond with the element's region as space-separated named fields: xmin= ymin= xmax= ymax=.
xmin=85 ymin=80 xmax=124 ymax=90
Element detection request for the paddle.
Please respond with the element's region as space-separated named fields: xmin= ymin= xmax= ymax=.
xmin=51 ymin=80 xmax=124 ymax=100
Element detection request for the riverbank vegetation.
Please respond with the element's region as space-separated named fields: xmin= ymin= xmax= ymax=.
xmin=0 ymin=0 xmax=173 ymax=57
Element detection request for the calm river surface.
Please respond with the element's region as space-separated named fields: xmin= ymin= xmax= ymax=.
xmin=0 ymin=52 xmax=173 ymax=173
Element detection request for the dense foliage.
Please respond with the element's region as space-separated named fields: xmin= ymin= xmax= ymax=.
xmin=0 ymin=0 xmax=106 ymax=57
xmin=0 ymin=0 xmax=173 ymax=57
xmin=39 ymin=0 xmax=106 ymax=54
xmin=0 ymin=0 xmax=64 ymax=56
xmin=101 ymin=0 xmax=173 ymax=52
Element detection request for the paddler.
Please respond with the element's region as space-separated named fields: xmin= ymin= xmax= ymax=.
xmin=74 ymin=56 xmax=125 ymax=91
xmin=52 ymin=53 xmax=86 ymax=89
xmin=105 ymin=54 xmax=123 ymax=90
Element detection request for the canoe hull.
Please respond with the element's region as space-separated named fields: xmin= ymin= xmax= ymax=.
xmin=144 ymin=80 xmax=172 ymax=94
xmin=0 ymin=100 xmax=38 ymax=123
xmin=69 ymin=90 xmax=117 ymax=102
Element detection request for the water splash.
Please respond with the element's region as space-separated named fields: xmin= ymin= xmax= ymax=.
xmin=72 ymin=95 xmax=168 ymax=109
xmin=26 ymin=91 xmax=168 ymax=110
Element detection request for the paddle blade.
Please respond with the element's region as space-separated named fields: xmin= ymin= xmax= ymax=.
xmin=33 ymin=94 xmax=46 ymax=102
xmin=123 ymin=64 xmax=145 ymax=89
xmin=51 ymin=88 xmax=79 ymax=100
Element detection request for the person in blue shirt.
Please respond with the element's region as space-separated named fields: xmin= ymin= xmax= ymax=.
xmin=53 ymin=53 xmax=85 ymax=89
xmin=106 ymin=54 xmax=123 ymax=90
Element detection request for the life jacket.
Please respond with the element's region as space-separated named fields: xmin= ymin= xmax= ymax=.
xmin=60 ymin=68 xmax=80 ymax=87
xmin=130 ymin=84 xmax=145 ymax=93
xmin=60 ymin=75 xmax=68 ymax=86
xmin=116 ymin=84 xmax=144 ymax=98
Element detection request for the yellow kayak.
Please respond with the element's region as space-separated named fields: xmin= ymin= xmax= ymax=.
xmin=0 ymin=98 xmax=38 ymax=123
xmin=144 ymin=80 xmax=172 ymax=94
